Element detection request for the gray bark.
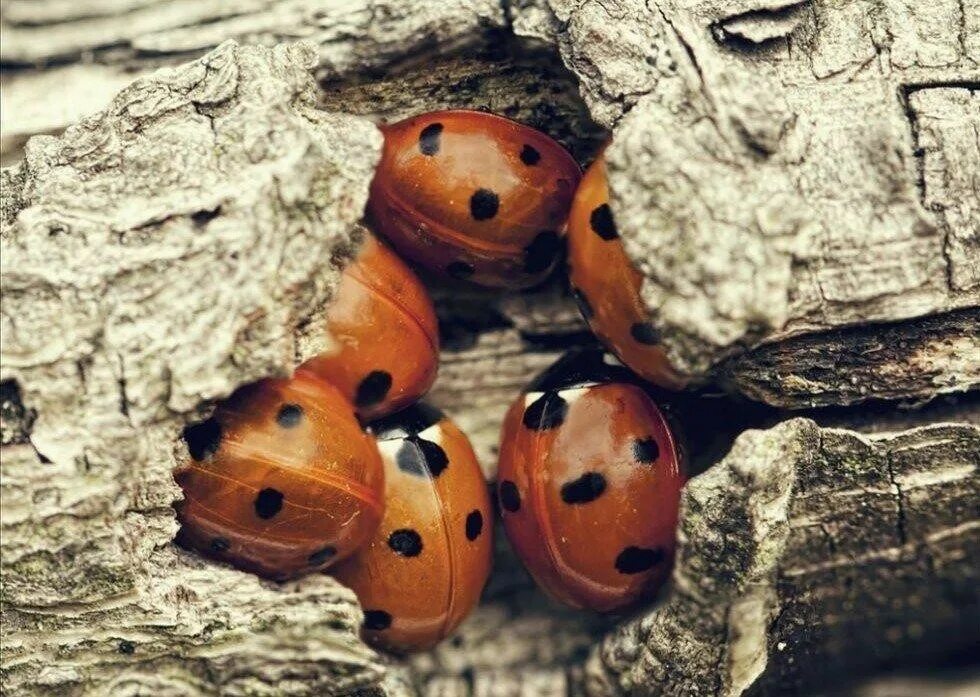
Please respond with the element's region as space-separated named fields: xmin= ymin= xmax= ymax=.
xmin=2 ymin=1 xmax=979 ymax=696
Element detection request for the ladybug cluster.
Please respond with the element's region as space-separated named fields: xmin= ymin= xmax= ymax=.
xmin=175 ymin=110 xmax=685 ymax=653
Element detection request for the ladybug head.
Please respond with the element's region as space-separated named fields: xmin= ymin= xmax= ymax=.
xmin=367 ymin=402 xmax=444 ymax=441
xmin=526 ymin=348 xmax=638 ymax=393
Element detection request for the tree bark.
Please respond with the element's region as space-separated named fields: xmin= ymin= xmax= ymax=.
xmin=1 ymin=2 xmax=978 ymax=696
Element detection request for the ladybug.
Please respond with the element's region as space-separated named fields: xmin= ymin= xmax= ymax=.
xmin=174 ymin=370 xmax=385 ymax=581
xmin=567 ymin=150 xmax=687 ymax=389
xmin=331 ymin=403 xmax=493 ymax=653
xmin=302 ymin=231 xmax=439 ymax=420
xmin=367 ymin=110 xmax=581 ymax=289
xmin=496 ymin=349 xmax=685 ymax=613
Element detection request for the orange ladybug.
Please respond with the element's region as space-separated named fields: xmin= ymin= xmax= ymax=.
xmin=174 ymin=370 xmax=385 ymax=581
xmin=496 ymin=349 xmax=685 ymax=613
xmin=302 ymin=232 xmax=439 ymax=420
xmin=331 ymin=403 xmax=493 ymax=653
xmin=567 ymin=151 xmax=686 ymax=389
xmin=367 ymin=110 xmax=581 ymax=288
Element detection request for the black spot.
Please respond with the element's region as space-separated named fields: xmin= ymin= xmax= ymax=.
xmin=499 ymin=480 xmax=521 ymax=512
xmin=571 ymin=287 xmax=594 ymax=320
xmin=465 ymin=510 xmax=484 ymax=540
xmin=470 ymin=189 xmax=500 ymax=220
xmin=355 ymin=370 xmax=392 ymax=408
xmin=388 ymin=529 xmax=423 ymax=557
xmin=182 ymin=417 xmax=222 ymax=461
xmin=419 ymin=122 xmax=443 ymax=155
xmin=520 ymin=144 xmax=541 ymax=165
xmin=615 ymin=546 xmax=665 ymax=574
xmin=210 ymin=537 xmax=230 ymax=553
xmin=523 ymin=230 xmax=561 ymax=274
xmin=369 ymin=403 xmax=444 ymax=440
xmin=395 ymin=436 xmax=449 ymax=478
xmin=309 ymin=546 xmax=337 ymax=565
xmin=254 ymin=488 xmax=284 ymax=519
xmin=363 ymin=610 xmax=392 ymax=631
xmin=118 ymin=640 xmax=135 ymax=655
xmin=526 ymin=348 xmax=639 ymax=393
xmin=447 ymin=260 xmax=475 ymax=280
xmin=633 ymin=437 xmax=660 ymax=464
xmin=560 ymin=472 xmax=607 ymax=504
xmin=276 ymin=403 xmax=303 ymax=428
xmin=522 ymin=392 xmax=568 ymax=430
xmin=590 ymin=203 xmax=619 ymax=240
xmin=630 ymin=322 xmax=660 ymax=345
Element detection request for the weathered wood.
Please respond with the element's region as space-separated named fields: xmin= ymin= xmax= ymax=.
xmin=0 ymin=42 xmax=389 ymax=696
xmin=2 ymin=2 xmax=979 ymax=696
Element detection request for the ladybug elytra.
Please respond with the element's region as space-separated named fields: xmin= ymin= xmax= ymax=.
xmin=496 ymin=349 xmax=685 ymax=612
xmin=331 ymin=403 xmax=493 ymax=652
xmin=367 ymin=110 xmax=581 ymax=288
xmin=302 ymin=231 xmax=439 ymax=420
xmin=567 ymin=151 xmax=686 ymax=389
xmin=174 ymin=371 xmax=385 ymax=581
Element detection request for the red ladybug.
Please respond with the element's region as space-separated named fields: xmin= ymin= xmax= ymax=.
xmin=302 ymin=231 xmax=439 ymax=420
xmin=367 ymin=110 xmax=581 ymax=288
xmin=496 ymin=349 xmax=685 ymax=612
xmin=567 ymin=150 xmax=687 ymax=389
xmin=174 ymin=370 xmax=385 ymax=581
xmin=331 ymin=403 xmax=493 ymax=653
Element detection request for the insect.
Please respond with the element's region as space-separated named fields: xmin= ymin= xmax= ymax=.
xmin=174 ymin=370 xmax=385 ymax=581
xmin=331 ymin=403 xmax=493 ymax=652
xmin=496 ymin=348 xmax=685 ymax=613
xmin=302 ymin=231 xmax=439 ymax=420
xmin=367 ymin=110 xmax=581 ymax=289
xmin=567 ymin=150 xmax=687 ymax=389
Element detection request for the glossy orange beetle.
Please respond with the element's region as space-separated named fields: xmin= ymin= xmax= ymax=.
xmin=567 ymin=151 xmax=686 ymax=389
xmin=496 ymin=349 xmax=685 ymax=613
xmin=367 ymin=110 xmax=581 ymax=289
xmin=174 ymin=371 xmax=385 ymax=580
xmin=331 ymin=403 xmax=493 ymax=653
xmin=302 ymin=231 xmax=439 ymax=420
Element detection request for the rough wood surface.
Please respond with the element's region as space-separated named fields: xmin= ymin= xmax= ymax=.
xmin=584 ymin=418 xmax=979 ymax=696
xmin=2 ymin=2 xmax=980 ymax=696
xmin=2 ymin=0 xmax=977 ymax=407
xmin=515 ymin=0 xmax=980 ymax=383
xmin=0 ymin=41 xmax=390 ymax=696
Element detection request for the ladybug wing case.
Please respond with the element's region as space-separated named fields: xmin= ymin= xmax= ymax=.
xmin=497 ymin=355 xmax=684 ymax=612
xmin=332 ymin=406 xmax=493 ymax=652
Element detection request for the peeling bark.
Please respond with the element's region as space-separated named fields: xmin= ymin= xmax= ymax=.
xmin=1 ymin=41 xmax=389 ymax=696
xmin=2 ymin=2 xmax=979 ymax=696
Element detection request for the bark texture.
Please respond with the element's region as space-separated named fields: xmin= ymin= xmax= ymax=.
xmin=2 ymin=1 xmax=979 ymax=696
xmin=1 ymin=41 xmax=390 ymax=696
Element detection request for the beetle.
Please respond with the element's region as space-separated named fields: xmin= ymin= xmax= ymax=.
xmin=496 ymin=348 xmax=685 ymax=613
xmin=174 ymin=370 xmax=385 ymax=581
xmin=367 ymin=110 xmax=581 ymax=288
xmin=567 ymin=150 xmax=687 ymax=389
xmin=302 ymin=231 xmax=439 ymax=420
xmin=331 ymin=403 xmax=493 ymax=652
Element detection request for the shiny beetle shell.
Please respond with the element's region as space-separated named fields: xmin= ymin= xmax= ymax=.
xmin=174 ymin=371 xmax=385 ymax=580
xmin=368 ymin=110 xmax=581 ymax=289
xmin=567 ymin=151 xmax=686 ymax=389
xmin=331 ymin=403 xmax=494 ymax=653
xmin=302 ymin=232 xmax=439 ymax=420
xmin=496 ymin=349 xmax=685 ymax=612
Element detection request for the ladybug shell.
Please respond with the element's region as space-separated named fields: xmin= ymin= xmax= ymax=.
xmin=331 ymin=404 xmax=493 ymax=653
xmin=368 ymin=110 xmax=581 ymax=289
xmin=496 ymin=351 xmax=685 ymax=612
xmin=174 ymin=371 xmax=385 ymax=581
xmin=302 ymin=232 xmax=439 ymax=420
xmin=567 ymin=152 xmax=686 ymax=389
